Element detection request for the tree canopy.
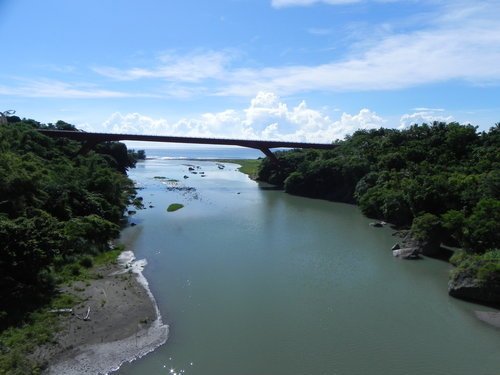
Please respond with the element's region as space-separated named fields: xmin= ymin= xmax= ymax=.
xmin=258 ymin=122 xmax=500 ymax=291
xmin=0 ymin=118 xmax=143 ymax=327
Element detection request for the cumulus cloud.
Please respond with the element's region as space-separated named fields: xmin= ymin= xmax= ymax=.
xmin=85 ymin=91 xmax=385 ymax=143
xmin=399 ymin=110 xmax=454 ymax=129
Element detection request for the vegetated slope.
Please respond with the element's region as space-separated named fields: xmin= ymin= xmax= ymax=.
xmin=258 ymin=122 xmax=500 ymax=303
xmin=0 ymin=118 xmax=143 ymax=328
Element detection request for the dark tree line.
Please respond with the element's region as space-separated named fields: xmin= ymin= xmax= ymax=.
xmin=258 ymin=122 xmax=499 ymax=291
xmin=0 ymin=118 xmax=143 ymax=327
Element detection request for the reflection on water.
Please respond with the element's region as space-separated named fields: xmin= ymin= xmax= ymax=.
xmin=117 ymin=158 xmax=500 ymax=375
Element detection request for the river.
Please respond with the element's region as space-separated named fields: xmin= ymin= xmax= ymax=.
xmin=117 ymin=148 xmax=499 ymax=375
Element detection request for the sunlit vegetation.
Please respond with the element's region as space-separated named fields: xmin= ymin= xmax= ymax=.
xmin=167 ymin=203 xmax=184 ymax=212
xmin=258 ymin=122 xmax=500 ymax=292
xmin=0 ymin=117 xmax=143 ymax=372
xmin=216 ymin=159 xmax=261 ymax=178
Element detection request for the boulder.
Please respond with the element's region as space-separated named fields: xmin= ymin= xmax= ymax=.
xmin=392 ymin=247 xmax=420 ymax=259
xmin=448 ymin=271 xmax=500 ymax=304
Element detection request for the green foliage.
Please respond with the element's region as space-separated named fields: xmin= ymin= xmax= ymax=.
xmin=129 ymin=149 xmax=146 ymax=160
xmin=258 ymin=122 xmax=499 ymax=252
xmin=450 ymin=250 xmax=500 ymax=285
xmin=93 ymin=247 xmax=122 ymax=266
xmin=441 ymin=210 xmax=466 ymax=244
xmin=167 ymin=203 xmax=184 ymax=212
xmin=95 ymin=142 xmax=139 ymax=173
xmin=79 ymin=256 xmax=93 ymax=269
xmin=0 ymin=292 xmax=82 ymax=374
xmin=463 ymin=198 xmax=500 ymax=253
xmin=216 ymin=159 xmax=261 ymax=178
xmin=411 ymin=213 xmax=443 ymax=245
xmin=258 ymin=122 xmax=500 ymax=299
xmin=0 ymin=119 xmax=138 ymax=328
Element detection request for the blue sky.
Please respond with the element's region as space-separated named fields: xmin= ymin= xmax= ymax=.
xmin=0 ymin=0 xmax=499 ymax=143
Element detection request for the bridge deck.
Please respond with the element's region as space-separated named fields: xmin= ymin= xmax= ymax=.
xmin=37 ymin=130 xmax=336 ymax=150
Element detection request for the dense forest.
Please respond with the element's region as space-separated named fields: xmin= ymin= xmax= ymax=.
xmin=258 ymin=122 xmax=499 ymax=303
xmin=0 ymin=117 xmax=144 ymax=329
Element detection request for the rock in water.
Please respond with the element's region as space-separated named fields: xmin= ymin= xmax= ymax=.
xmin=448 ymin=272 xmax=500 ymax=304
xmin=392 ymin=247 xmax=420 ymax=259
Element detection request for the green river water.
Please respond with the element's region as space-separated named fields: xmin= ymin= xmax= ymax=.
xmin=116 ymin=157 xmax=499 ymax=375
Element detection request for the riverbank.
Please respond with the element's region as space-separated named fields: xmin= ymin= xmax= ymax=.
xmin=36 ymin=251 xmax=168 ymax=374
xmin=215 ymin=159 xmax=261 ymax=178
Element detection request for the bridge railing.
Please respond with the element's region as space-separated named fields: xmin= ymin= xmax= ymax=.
xmin=37 ymin=129 xmax=337 ymax=150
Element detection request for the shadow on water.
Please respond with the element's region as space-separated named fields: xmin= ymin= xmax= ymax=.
xmin=426 ymin=246 xmax=454 ymax=262
xmin=257 ymin=183 xmax=282 ymax=191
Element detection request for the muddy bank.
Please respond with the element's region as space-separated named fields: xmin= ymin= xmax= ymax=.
xmin=38 ymin=251 xmax=168 ymax=374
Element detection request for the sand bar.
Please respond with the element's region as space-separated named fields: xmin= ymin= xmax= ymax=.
xmin=37 ymin=251 xmax=168 ymax=374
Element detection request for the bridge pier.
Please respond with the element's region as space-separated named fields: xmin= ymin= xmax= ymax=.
xmin=78 ymin=140 xmax=100 ymax=155
xmin=258 ymin=147 xmax=280 ymax=165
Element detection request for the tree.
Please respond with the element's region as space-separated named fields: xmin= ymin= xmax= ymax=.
xmin=463 ymin=198 xmax=500 ymax=253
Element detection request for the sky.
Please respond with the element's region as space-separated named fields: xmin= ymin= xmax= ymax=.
xmin=0 ymin=0 xmax=499 ymax=145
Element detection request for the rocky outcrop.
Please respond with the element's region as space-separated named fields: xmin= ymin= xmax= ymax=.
xmin=392 ymin=247 xmax=420 ymax=259
xmin=448 ymin=271 xmax=500 ymax=304
xmin=396 ymin=232 xmax=441 ymax=257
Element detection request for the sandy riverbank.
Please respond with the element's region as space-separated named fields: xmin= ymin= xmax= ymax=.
xmin=37 ymin=251 xmax=168 ymax=374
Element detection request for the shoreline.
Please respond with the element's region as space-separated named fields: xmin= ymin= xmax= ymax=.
xmin=39 ymin=251 xmax=168 ymax=374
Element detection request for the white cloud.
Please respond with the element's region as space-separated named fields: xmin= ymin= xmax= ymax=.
xmin=6 ymin=3 xmax=499 ymax=101
xmin=5 ymin=3 xmax=498 ymax=102
xmin=399 ymin=110 xmax=454 ymax=129
xmin=412 ymin=107 xmax=445 ymax=112
xmin=93 ymin=50 xmax=232 ymax=83
xmin=0 ymin=79 xmax=141 ymax=99
xmin=86 ymin=91 xmax=385 ymax=143
xmin=84 ymin=3 xmax=500 ymax=98
xmin=272 ymin=0 xmax=360 ymax=8
xmin=219 ymin=7 xmax=500 ymax=96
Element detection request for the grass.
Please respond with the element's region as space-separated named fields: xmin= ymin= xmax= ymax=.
xmin=0 ymin=292 xmax=81 ymax=374
xmin=215 ymin=159 xmax=261 ymax=178
xmin=93 ymin=247 xmax=123 ymax=266
xmin=0 ymin=247 xmax=123 ymax=374
xmin=450 ymin=249 xmax=500 ymax=285
xmin=167 ymin=203 xmax=184 ymax=212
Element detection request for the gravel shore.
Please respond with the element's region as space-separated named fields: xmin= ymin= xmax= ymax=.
xmin=37 ymin=251 xmax=168 ymax=374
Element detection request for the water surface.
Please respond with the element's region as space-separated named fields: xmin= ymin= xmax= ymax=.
xmin=117 ymin=154 xmax=499 ymax=375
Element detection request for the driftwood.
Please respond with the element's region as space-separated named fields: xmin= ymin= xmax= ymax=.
xmin=75 ymin=306 xmax=91 ymax=321
xmin=49 ymin=308 xmax=73 ymax=314
xmin=84 ymin=306 xmax=91 ymax=320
